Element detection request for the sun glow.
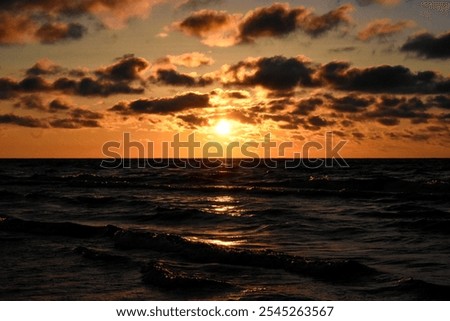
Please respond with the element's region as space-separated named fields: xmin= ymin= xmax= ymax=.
xmin=215 ymin=119 xmax=232 ymax=136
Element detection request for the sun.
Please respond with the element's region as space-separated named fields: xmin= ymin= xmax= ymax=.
xmin=215 ymin=119 xmax=232 ymax=136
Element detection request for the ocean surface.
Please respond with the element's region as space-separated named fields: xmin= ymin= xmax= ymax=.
xmin=0 ymin=159 xmax=449 ymax=300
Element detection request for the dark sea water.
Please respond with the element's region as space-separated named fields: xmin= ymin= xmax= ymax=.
xmin=0 ymin=159 xmax=449 ymax=300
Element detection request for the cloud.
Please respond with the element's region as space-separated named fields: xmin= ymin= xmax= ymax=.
xmin=293 ymin=97 xmax=323 ymax=115
xmin=307 ymin=115 xmax=335 ymax=129
xmin=326 ymin=94 xmax=374 ymax=112
xmin=49 ymin=118 xmax=101 ymax=129
xmin=358 ymin=18 xmax=414 ymax=41
xmin=400 ymin=31 xmax=450 ymax=59
xmin=178 ymin=0 xmax=223 ymax=11
xmin=0 ymin=0 xmax=165 ymax=45
xmin=222 ymin=55 xmax=315 ymax=91
xmin=177 ymin=114 xmax=209 ymax=128
xmin=0 ymin=114 xmax=48 ymax=128
xmin=173 ymin=9 xmax=239 ymax=47
xmin=49 ymin=99 xmax=72 ymax=112
xmin=355 ymin=0 xmax=401 ymax=6
xmin=13 ymin=95 xmax=47 ymax=111
xmin=172 ymin=3 xmax=353 ymax=47
xmin=1 ymin=57 xmax=148 ymax=99
xmin=109 ymin=92 xmax=210 ymax=115
xmin=364 ymin=96 xmax=431 ymax=124
xmin=429 ymin=95 xmax=450 ymax=110
xmin=95 ymin=54 xmax=150 ymax=81
xmin=150 ymin=69 xmax=213 ymax=87
xmin=26 ymin=59 xmax=65 ymax=76
xmin=53 ymin=77 xmax=145 ymax=96
xmin=164 ymin=52 xmax=215 ymax=68
xmin=329 ymin=46 xmax=356 ymax=53
xmin=35 ymin=22 xmax=87 ymax=44
xmin=318 ymin=61 xmax=450 ymax=94
xmin=0 ymin=14 xmax=87 ymax=45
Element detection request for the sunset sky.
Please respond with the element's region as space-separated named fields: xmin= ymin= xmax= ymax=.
xmin=0 ymin=0 xmax=449 ymax=158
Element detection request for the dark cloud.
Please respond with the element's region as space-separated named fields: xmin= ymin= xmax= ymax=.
xmin=53 ymin=77 xmax=144 ymax=96
xmin=326 ymin=94 xmax=374 ymax=112
xmin=176 ymin=9 xmax=232 ymax=38
xmin=109 ymin=92 xmax=210 ymax=115
xmin=364 ymin=96 xmax=431 ymax=124
xmin=35 ymin=22 xmax=87 ymax=44
xmin=0 ymin=0 xmax=164 ymax=45
xmin=401 ymin=32 xmax=450 ymax=59
xmin=96 ymin=55 xmax=149 ymax=81
xmin=178 ymin=114 xmax=209 ymax=128
xmin=49 ymin=99 xmax=72 ymax=112
xmin=329 ymin=46 xmax=356 ymax=53
xmin=223 ymin=56 xmax=315 ymax=91
xmin=429 ymin=95 xmax=450 ymax=110
xmin=355 ymin=0 xmax=400 ymax=6
xmin=307 ymin=115 xmax=335 ymax=128
xmin=377 ymin=117 xmax=400 ymax=126
xmin=173 ymin=3 xmax=353 ymax=46
xmin=0 ymin=114 xmax=48 ymax=128
xmin=293 ymin=97 xmax=323 ymax=115
xmin=49 ymin=118 xmax=101 ymax=129
xmin=300 ymin=4 xmax=353 ymax=38
xmin=237 ymin=4 xmax=309 ymax=43
xmin=318 ymin=62 xmax=450 ymax=94
xmin=70 ymin=108 xmax=103 ymax=120
xmin=357 ymin=18 xmax=413 ymax=41
xmin=352 ymin=132 xmax=365 ymax=139
xmin=150 ymin=69 xmax=213 ymax=87
xmin=26 ymin=60 xmax=65 ymax=76
xmin=13 ymin=95 xmax=46 ymax=111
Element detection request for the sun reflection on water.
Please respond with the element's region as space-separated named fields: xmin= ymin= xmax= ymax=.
xmin=208 ymin=195 xmax=244 ymax=217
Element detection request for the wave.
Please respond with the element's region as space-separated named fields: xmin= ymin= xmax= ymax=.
xmin=0 ymin=215 xmax=377 ymax=282
xmin=369 ymin=278 xmax=450 ymax=300
xmin=141 ymin=261 xmax=234 ymax=290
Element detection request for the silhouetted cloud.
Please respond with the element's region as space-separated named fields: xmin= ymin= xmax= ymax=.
xmin=49 ymin=118 xmax=101 ymax=129
xmin=222 ymin=56 xmax=315 ymax=91
xmin=364 ymin=96 xmax=431 ymax=124
xmin=358 ymin=18 xmax=414 ymax=41
xmin=326 ymin=94 xmax=374 ymax=112
xmin=53 ymin=77 xmax=144 ymax=96
xmin=174 ymin=9 xmax=235 ymax=46
xmin=36 ymin=22 xmax=87 ymax=44
xmin=177 ymin=114 xmax=208 ymax=128
xmin=0 ymin=114 xmax=48 ymax=128
xmin=318 ymin=62 xmax=450 ymax=94
xmin=172 ymin=3 xmax=353 ymax=47
xmin=0 ymin=0 xmax=165 ymax=45
xmin=307 ymin=115 xmax=335 ymax=129
xmin=329 ymin=46 xmax=356 ymax=53
xmin=150 ymin=69 xmax=213 ymax=87
xmin=49 ymin=99 xmax=72 ymax=112
xmin=401 ymin=32 xmax=450 ymax=59
xmin=109 ymin=92 xmax=210 ymax=115
xmin=13 ymin=95 xmax=47 ymax=111
xmin=26 ymin=60 xmax=65 ymax=76
xmin=355 ymin=0 xmax=400 ymax=6
xmin=293 ymin=97 xmax=323 ymax=115
xmin=96 ymin=54 xmax=149 ymax=81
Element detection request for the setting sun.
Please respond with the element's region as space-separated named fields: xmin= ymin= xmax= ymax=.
xmin=215 ymin=119 xmax=232 ymax=136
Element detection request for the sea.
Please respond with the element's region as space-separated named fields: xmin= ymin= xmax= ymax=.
xmin=0 ymin=158 xmax=449 ymax=300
